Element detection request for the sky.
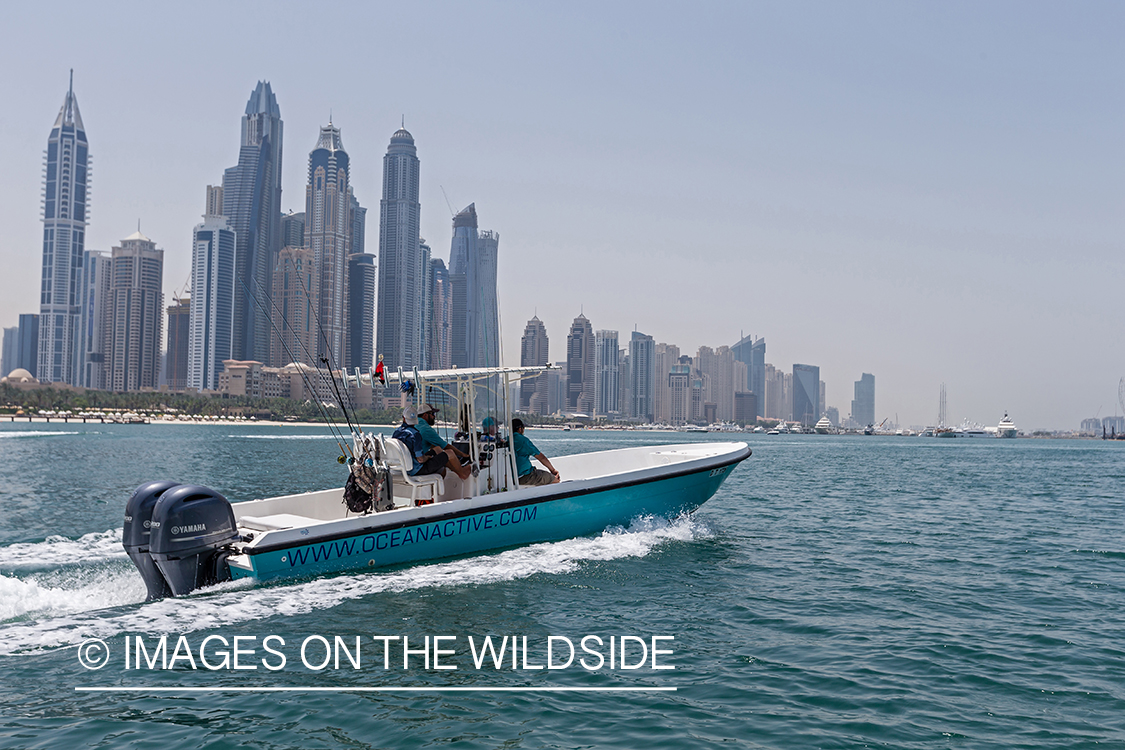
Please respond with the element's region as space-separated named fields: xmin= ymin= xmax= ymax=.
xmin=0 ymin=1 xmax=1121 ymax=430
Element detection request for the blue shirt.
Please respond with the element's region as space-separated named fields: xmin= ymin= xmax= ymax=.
xmin=415 ymin=419 xmax=448 ymax=451
xmin=512 ymin=431 xmax=541 ymax=477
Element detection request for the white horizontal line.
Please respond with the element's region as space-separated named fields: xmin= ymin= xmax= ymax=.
xmin=75 ymin=686 xmax=676 ymax=693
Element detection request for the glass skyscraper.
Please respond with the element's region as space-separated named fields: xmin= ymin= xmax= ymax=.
xmin=222 ymin=81 xmax=283 ymax=365
xmin=38 ymin=72 xmax=89 ymax=385
xmin=792 ymin=363 xmax=821 ymax=426
xmin=305 ymin=123 xmax=350 ymax=365
xmin=376 ymin=127 xmax=423 ymax=371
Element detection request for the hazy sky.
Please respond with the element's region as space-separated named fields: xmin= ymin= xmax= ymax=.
xmin=1 ymin=2 xmax=1121 ymax=430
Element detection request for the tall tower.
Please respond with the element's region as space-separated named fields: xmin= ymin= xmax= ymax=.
xmin=166 ymin=296 xmax=191 ymax=391
xmin=222 ymin=81 xmax=283 ymax=364
xmin=376 ymin=127 xmax=422 ymax=370
xmin=188 ymin=202 xmax=236 ymax=391
xmin=104 ymin=231 xmax=163 ymax=392
xmin=38 ymin=72 xmax=90 ymax=385
xmin=630 ymin=331 xmax=655 ymax=422
xmin=449 ymin=204 xmax=500 ymax=369
xmin=77 ymin=249 xmax=110 ymax=389
xmin=347 ymin=252 xmax=375 ymax=372
xmin=305 ymin=122 xmax=350 ymax=365
xmin=566 ymin=314 xmax=595 ymax=415
xmin=427 ymin=258 xmax=453 ymax=370
xmin=594 ymin=330 xmax=619 ymax=417
xmin=520 ymin=316 xmax=550 ymax=413
xmin=851 ymin=373 xmax=875 ymax=427
xmin=792 ymin=363 xmax=821 ymax=426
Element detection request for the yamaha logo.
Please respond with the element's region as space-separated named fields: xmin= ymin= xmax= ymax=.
xmin=142 ymin=520 xmax=151 ymax=529
xmin=171 ymin=523 xmax=207 ymax=535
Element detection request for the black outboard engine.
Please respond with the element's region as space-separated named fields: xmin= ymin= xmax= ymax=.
xmin=123 ymin=481 xmax=181 ymax=601
xmin=149 ymin=484 xmax=240 ymax=597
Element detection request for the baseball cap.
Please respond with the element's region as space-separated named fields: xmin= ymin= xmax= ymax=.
xmin=402 ymin=405 xmax=419 ymax=425
xmin=419 ymin=403 xmax=439 ymax=416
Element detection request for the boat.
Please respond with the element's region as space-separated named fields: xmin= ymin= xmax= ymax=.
xmin=996 ymin=413 xmax=1017 ymax=438
xmin=121 ymin=365 xmax=751 ymax=599
xmin=814 ymin=417 xmax=833 ymax=434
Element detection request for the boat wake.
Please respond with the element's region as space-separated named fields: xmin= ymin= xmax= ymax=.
xmin=0 ymin=514 xmax=709 ymax=655
xmin=0 ymin=430 xmax=82 ymax=440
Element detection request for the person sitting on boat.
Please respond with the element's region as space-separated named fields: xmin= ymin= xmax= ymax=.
xmin=393 ymin=406 xmax=449 ymax=478
xmin=511 ymin=418 xmax=560 ymax=486
xmin=481 ymin=416 xmax=498 ymax=442
xmin=416 ymin=403 xmax=473 ymax=482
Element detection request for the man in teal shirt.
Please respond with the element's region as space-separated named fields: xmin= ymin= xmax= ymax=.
xmin=511 ymin=418 xmax=560 ymax=486
xmin=417 ymin=404 xmax=472 ymax=481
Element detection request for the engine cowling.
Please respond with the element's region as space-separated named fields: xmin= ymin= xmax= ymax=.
xmin=149 ymin=484 xmax=239 ymax=597
xmin=122 ymin=481 xmax=181 ymax=601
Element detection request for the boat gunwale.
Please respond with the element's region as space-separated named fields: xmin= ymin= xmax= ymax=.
xmin=236 ymin=442 xmax=751 ymax=556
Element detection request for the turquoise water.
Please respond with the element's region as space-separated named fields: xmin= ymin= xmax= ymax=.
xmin=1 ymin=423 xmax=1123 ymax=748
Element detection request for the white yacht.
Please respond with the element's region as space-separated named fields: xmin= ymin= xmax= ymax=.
xmin=814 ymin=417 xmax=833 ymax=434
xmin=997 ymin=413 xmax=1018 ymax=438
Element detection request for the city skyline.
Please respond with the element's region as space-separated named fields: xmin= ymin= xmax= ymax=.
xmin=0 ymin=3 xmax=1121 ymax=430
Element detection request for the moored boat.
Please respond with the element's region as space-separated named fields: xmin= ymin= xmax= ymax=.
xmin=997 ymin=413 xmax=1018 ymax=438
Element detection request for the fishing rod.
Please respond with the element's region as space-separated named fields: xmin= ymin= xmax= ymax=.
xmin=292 ymin=264 xmax=362 ymax=434
xmin=237 ymin=274 xmax=353 ymax=457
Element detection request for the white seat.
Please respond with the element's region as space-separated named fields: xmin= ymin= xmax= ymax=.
xmin=378 ymin=434 xmax=444 ymax=505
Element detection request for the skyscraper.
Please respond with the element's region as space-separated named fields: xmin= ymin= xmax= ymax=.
xmin=38 ymin=72 xmax=90 ymax=385
xmin=280 ymin=210 xmax=305 ymax=249
xmin=305 ymin=122 xmax=351 ymax=365
xmin=104 ymin=231 xmax=163 ymax=392
xmin=166 ymin=297 xmax=190 ymax=391
xmin=347 ymin=253 xmax=375 ymax=372
xmin=1 ymin=328 xmax=17 ymax=378
xmin=653 ymin=342 xmax=680 ymax=424
xmin=448 ymin=204 xmax=500 ymax=369
xmin=188 ymin=210 xmax=236 ymax=391
xmin=630 ymin=331 xmax=655 ymax=422
xmin=222 ymin=81 xmax=283 ymax=365
xmin=376 ymin=127 xmax=423 ymax=370
xmin=77 ymin=249 xmax=110 ymax=389
xmin=566 ymin=314 xmax=595 ymax=414
xmin=732 ymin=334 xmax=766 ymax=397
xmin=851 ymin=373 xmax=875 ymax=427
xmin=594 ymin=330 xmax=619 ymax=417
xmin=270 ymin=245 xmax=315 ymax=368
xmin=17 ymin=315 xmax=39 ymax=378
xmin=520 ymin=316 xmax=550 ymax=413
xmin=350 ymin=194 xmax=366 ymax=255
xmin=792 ymin=363 xmax=821 ymax=426
xmin=696 ymin=345 xmax=737 ymax=421
xmin=427 ymin=258 xmax=453 ymax=370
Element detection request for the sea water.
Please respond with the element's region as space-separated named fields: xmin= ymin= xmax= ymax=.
xmin=0 ymin=423 xmax=1122 ymax=748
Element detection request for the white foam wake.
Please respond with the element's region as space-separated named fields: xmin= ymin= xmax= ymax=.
xmin=0 ymin=515 xmax=708 ymax=655
xmin=231 ymin=434 xmax=340 ymax=440
xmin=0 ymin=529 xmax=126 ymax=570
xmin=0 ymin=430 xmax=81 ymax=439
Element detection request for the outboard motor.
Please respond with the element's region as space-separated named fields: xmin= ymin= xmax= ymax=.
xmin=123 ymin=481 xmax=181 ymax=601
xmin=150 ymin=484 xmax=240 ymax=597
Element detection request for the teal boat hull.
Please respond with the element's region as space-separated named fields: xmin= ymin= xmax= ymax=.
xmin=230 ymin=450 xmax=746 ymax=582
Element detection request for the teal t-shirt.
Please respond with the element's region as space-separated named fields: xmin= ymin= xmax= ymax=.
xmin=415 ymin=419 xmax=448 ymax=450
xmin=512 ymin=431 xmax=541 ymax=477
